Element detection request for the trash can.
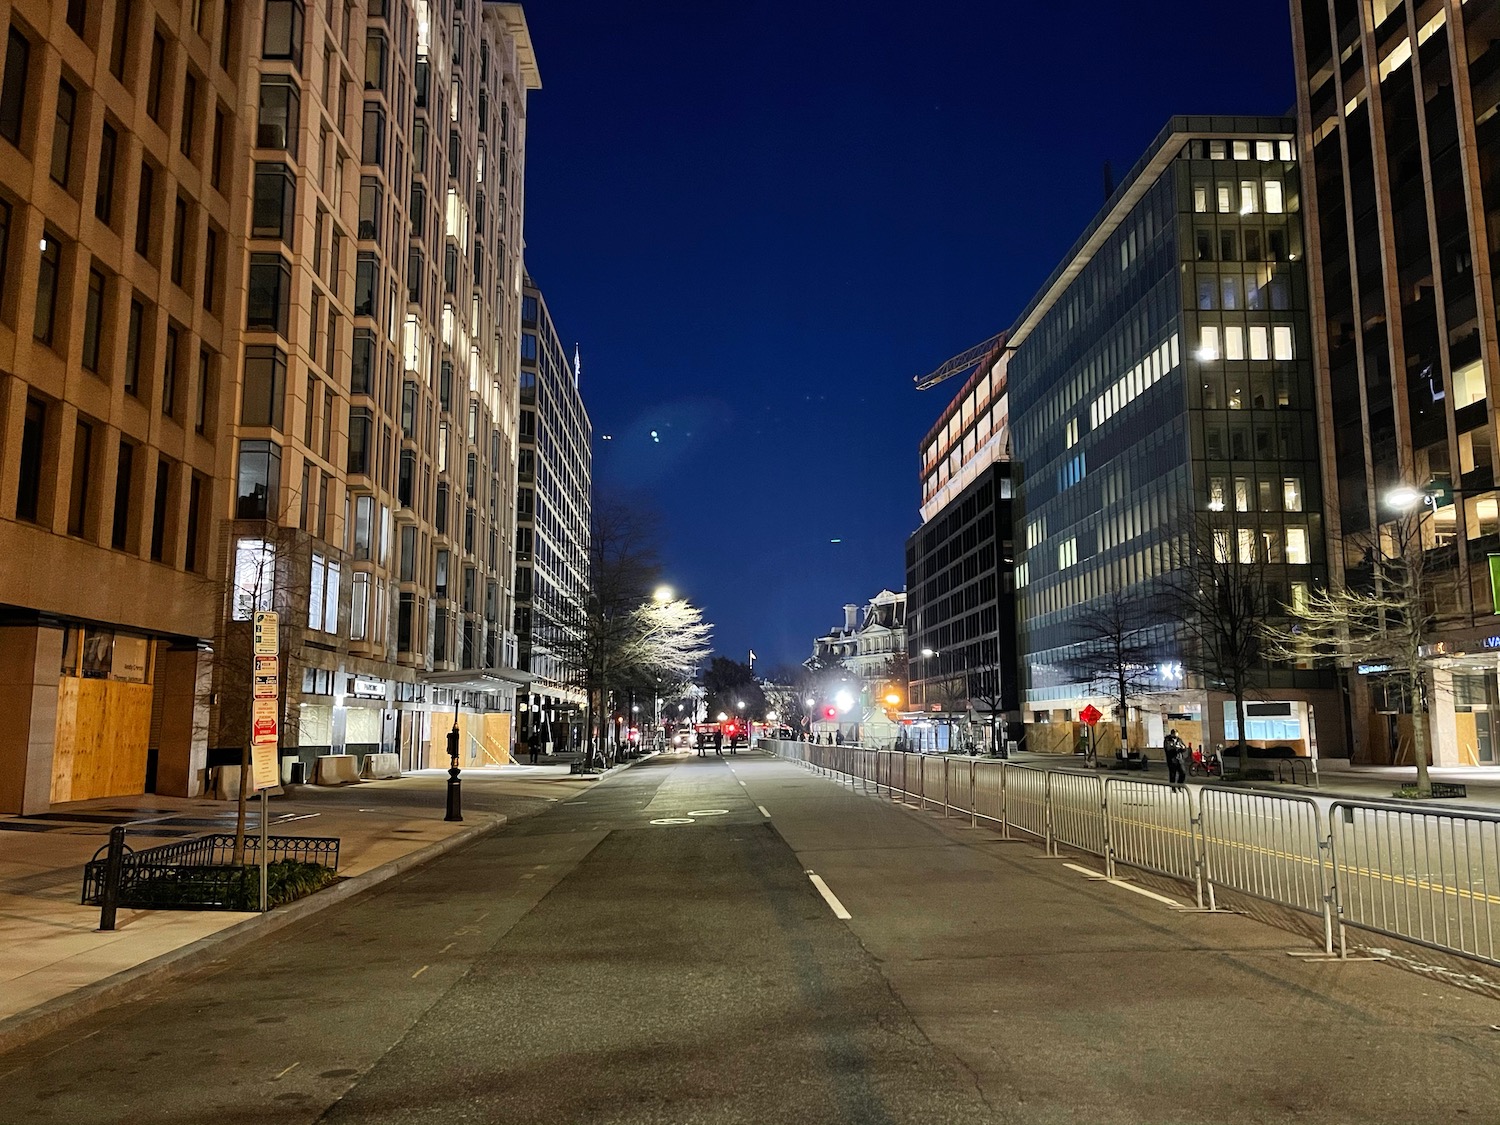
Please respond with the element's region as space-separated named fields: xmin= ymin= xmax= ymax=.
xmin=287 ymin=759 xmax=307 ymax=785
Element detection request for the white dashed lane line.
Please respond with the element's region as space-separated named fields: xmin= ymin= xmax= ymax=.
xmin=805 ymin=870 xmax=852 ymax=920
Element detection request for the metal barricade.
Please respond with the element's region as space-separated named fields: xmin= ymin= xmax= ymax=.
xmin=1047 ymin=770 xmax=1107 ymax=859
xmin=1330 ymin=800 xmax=1500 ymax=967
xmin=921 ymin=755 xmax=946 ymax=812
xmin=1199 ymin=787 xmax=1333 ymax=950
xmin=947 ymin=758 xmax=977 ymax=820
xmin=973 ymin=761 xmax=1005 ymax=829
xmin=1005 ymin=765 xmax=1049 ymax=844
xmin=1104 ymin=778 xmax=1201 ymax=905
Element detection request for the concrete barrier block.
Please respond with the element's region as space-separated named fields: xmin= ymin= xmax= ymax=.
xmin=313 ymin=754 xmax=361 ymax=786
xmin=360 ymin=752 xmax=402 ymax=780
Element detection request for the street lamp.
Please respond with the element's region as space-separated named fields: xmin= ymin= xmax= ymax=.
xmin=445 ymin=692 xmax=463 ymax=822
xmin=653 ymin=585 xmax=674 ymax=603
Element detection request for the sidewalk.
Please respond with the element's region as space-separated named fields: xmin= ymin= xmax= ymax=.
xmin=0 ymin=764 xmax=596 ymax=1047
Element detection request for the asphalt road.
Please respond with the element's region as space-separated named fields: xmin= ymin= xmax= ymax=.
xmin=1 ymin=751 xmax=1499 ymax=1124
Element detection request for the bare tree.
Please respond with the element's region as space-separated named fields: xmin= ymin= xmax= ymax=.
xmin=1164 ymin=515 xmax=1276 ymax=776
xmin=1265 ymin=504 xmax=1436 ymax=795
xmin=1069 ymin=588 xmax=1164 ymax=760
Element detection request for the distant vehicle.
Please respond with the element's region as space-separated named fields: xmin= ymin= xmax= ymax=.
xmin=670 ymin=725 xmax=694 ymax=748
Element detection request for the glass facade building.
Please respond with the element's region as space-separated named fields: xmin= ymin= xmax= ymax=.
xmin=515 ymin=276 xmax=591 ymax=750
xmin=1292 ymin=0 xmax=1500 ymax=766
xmin=1009 ymin=116 xmax=1339 ymax=755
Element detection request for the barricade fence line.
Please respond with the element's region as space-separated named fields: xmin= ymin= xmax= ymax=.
xmin=759 ymin=739 xmax=1500 ymax=970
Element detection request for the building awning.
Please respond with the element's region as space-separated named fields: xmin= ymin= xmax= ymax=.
xmin=423 ymin=667 xmax=535 ymax=692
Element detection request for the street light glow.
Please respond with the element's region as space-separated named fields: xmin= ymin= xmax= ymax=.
xmin=767 ymin=710 xmax=778 ymax=721
xmin=835 ymin=690 xmax=854 ymax=713
xmin=653 ymin=585 xmax=674 ymax=603
xmin=1385 ymin=485 xmax=1422 ymax=511
xmin=716 ymin=712 xmax=727 ymax=721
xmin=884 ymin=692 xmax=901 ymax=706
xmin=921 ymin=648 xmax=936 ymax=657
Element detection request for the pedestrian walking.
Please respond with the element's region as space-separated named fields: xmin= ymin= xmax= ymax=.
xmin=1165 ymin=728 xmax=1187 ymax=786
xmin=528 ymin=734 xmax=540 ymax=764
xmin=714 ymin=728 xmax=724 ymax=757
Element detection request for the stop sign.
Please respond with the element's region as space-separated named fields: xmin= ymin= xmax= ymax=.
xmin=1079 ymin=704 xmax=1102 ymax=726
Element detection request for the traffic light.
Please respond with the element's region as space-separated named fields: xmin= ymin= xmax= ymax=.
xmin=824 ymin=706 xmax=837 ymax=720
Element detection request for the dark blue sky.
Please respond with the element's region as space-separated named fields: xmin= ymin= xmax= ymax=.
xmin=520 ymin=1 xmax=1297 ymax=668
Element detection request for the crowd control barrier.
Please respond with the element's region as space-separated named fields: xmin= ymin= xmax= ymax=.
xmin=762 ymin=738 xmax=1500 ymax=968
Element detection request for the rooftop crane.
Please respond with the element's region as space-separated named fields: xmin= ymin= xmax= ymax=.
xmin=913 ymin=331 xmax=1006 ymax=391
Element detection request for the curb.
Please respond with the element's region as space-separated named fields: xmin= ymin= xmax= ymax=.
xmin=0 ymin=813 xmax=507 ymax=1058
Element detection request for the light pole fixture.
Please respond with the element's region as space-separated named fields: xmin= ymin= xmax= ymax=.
xmin=445 ymin=691 xmax=463 ymax=822
xmin=653 ymin=585 xmax=674 ymax=603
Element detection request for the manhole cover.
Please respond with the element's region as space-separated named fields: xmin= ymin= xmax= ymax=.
xmin=650 ymin=817 xmax=696 ymax=825
xmin=686 ymin=809 xmax=729 ymax=817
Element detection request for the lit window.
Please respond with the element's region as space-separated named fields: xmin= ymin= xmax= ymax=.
xmin=1264 ymin=179 xmax=1284 ymax=213
xmin=1065 ymin=418 xmax=1078 ymax=448
xmin=1290 ymin=581 xmax=1309 ymax=612
xmin=1240 ymin=180 xmax=1258 ymax=213
xmin=1453 ymin=360 xmax=1486 ymax=407
xmin=1238 ymin=528 xmax=1256 ymax=564
xmin=1193 ymin=185 xmax=1207 ymax=213
xmin=1232 ymin=141 xmax=1249 ymax=160
xmin=1217 ymin=184 xmax=1232 ymax=213
xmin=1225 ymin=326 xmax=1245 ymax=360
xmin=1272 ymin=326 xmax=1294 ymax=361
xmin=1283 ymin=478 xmax=1303 ymax=512
xmin=1199 ymin=326 xmax=1219 ymax=360
xmin=1286 ymin=527 xmax=1309 ymax=565
xmin=1249 ymin=326 xmax=1269 ymax=360
xmin=1255 ymin=141 xmax=1274 ymax=161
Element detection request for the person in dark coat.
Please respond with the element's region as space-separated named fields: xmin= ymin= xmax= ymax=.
xmin=713 ymin=728 xmax=724 ymax=757
xmin=1165 ymin=729 xmax=1187 ymax=786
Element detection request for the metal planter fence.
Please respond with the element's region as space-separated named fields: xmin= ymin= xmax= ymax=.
xmin=82 ymin=833 xmax=341 ymax=911
xmin=761 ymin=738 xmax=1500 ymax=969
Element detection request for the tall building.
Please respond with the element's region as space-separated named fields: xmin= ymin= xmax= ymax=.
xmin=1291 ymin=1 xmax=1500 ymax=766
xmin=808 ymin=589 xmax=906 ymax=744
xmin=0 ymin=0 xmax=543 ymax=812
xmin=214 ymin=0 xmax=541 ymax=779
xmin=905 ymin=347 xmax=1018 ymax=754
xmin=515 ymin=275 xmax=591 ymax=751
xmin=1009 ymin=116 xmax=1342 ymax=755
xmin=0 ymin=0 xmax=245 ymax=812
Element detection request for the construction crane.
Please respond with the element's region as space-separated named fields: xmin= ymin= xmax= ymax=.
xmin=913 ymin=331 xmax=1006 ymax=391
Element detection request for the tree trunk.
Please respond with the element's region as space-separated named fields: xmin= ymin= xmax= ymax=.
xmin=1411 ymin=670 xmax=1432 ymax=796
xmin=1117 ymin=669 xmax=1129 ymax=758
xmin=1232 ymin=692 xmax=1249 ymax=780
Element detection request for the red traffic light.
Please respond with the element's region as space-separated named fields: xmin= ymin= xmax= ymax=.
xmin=824 ymin=707 xmax=837 ymax=720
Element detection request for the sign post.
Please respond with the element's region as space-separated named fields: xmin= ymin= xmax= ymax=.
xmin=1080 ymin=704 xmax=1102 ymax=767
xmin=250 ymin=612 xmax=280 ymax=912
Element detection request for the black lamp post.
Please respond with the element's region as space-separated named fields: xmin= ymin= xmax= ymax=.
xmin=445 ymin=691 xmax=463 ymax=822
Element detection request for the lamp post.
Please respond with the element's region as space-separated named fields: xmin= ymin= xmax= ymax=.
xmin=445 ymin=691 xmax=463 ymax=822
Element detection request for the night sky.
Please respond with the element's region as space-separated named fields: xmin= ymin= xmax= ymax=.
xmin=519 ymin=1 xmax=1297 ymax=668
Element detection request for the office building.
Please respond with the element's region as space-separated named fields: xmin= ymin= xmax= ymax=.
xmin=515 ymin=275 xmax=591 ymax=751
xmin=905 ymin=348 xmax=1018 ymax=754
xmin=1291 ymin=0 xmax=1500 ymax=765
xmin=1009 ymin=116 xmax=1342 ymax=755
xmin=213 ymin=0 xmax=540 ymax=779
xmin=0 ymin=0 xmax=244 ymax=811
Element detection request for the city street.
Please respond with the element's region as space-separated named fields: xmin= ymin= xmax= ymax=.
xmin=2 ymin=750 xmax=1499 ymax=1124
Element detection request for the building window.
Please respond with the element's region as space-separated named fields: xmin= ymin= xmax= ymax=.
xmin=251 ymin=162 xmax=296 ymax=244
xmin=235 ymin=439 xmax=281 ymax=519
xmin=16 ymin=397 xmax=46 ymax=522
xmin=1283 ymin=477 xmax=1303 ymax=513
xmin=1286 ymin=527 xmax=1310 ymax=565
xmin=149 ymin=457 xmax=172 ymax=561
xmin=361 ymin=102 xmax=384 ymax=166
xmin=348 ymin=407 xmax=371 ymax=475
xmin=146 ymin=31 xmax=164 ymax=121
xmin=82 ymin=268 xmax=105 ymax=373
xmin=124 ymin=299 xmax=144 ymax=395
xmin=1272 ymin=326 xmax=1294 ymax=361
xmin=180 ymin=70 xmax=197 ymax=157
xmin=352 ymin=493 xmax=372 ymax=558
xmin=351 ymin=328 xmax=374 ymax=393
xmin=1 ymin=28 xmax=31 ymax=148
xmin=365 ymin=30 xmax=385 ymax=90
xmin=111 ymin=439 xmax=133 ymax=549
xmin=203 ymin=225 xmax=219 ymax=311
xmin=51 ymin=79 xmax=76 ymax=186
xmin=96 ymin=121 xmax=118 ymax=224
xmin=211 ymin=106 xmax=226 ymax=190
xmin=358 ymin=176 xmax=381 ymax=239
xmin=196 ymin=348 xmax=210 ymax=433
xmin=33 ymin=232 xmax=60 ymax=346
xmin=354 ymin=252 xmax=376 ymax=317
xmin=135 ymin=161 xmax=154 ymax=257
xmin=184 ymin=473 xmax=203 ymax=570
xmin=240 ymin=344 xmax=287 ymax=428
xmin=398 ymin=448 xmax=414 ymax=507
xmin=67 ymin=418 xmax=92 ymax=536
xmin=257 ymin=75 xmax=300 ymax=156
xmin=262 ymin=0 xmax=303 ymax=67
xmin=170 ymin=196 xmax=188 ymax=286
xmin=350 ymin=570 xmax=369 ymax=639
xmin=109 ymin=0 xmax=131 ymax=79
xmin=246 ymin=252 xmax=291 ymax=335
xmin=161 ymin=325 xmax=179 ymax=416
xmin=1264 ymin=179 xmax=1284 ymax=214
xmin=0 ymin=198 xmax=8 ymax=315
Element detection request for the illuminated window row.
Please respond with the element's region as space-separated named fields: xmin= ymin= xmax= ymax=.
xmin=1089 ymin=333 xmax=1181 ymax=430
xmin=1193 ymin=179 xmax=1286 ymax=215
xmin=1198 ymin=324 xmax=1294 ymax=362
